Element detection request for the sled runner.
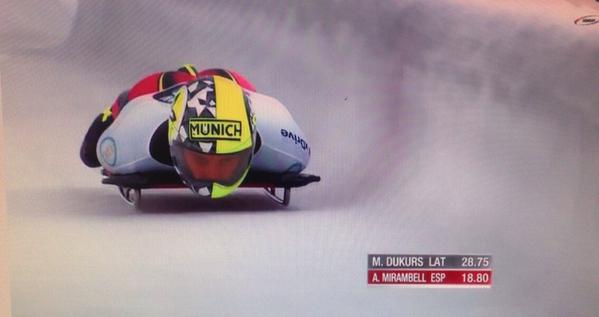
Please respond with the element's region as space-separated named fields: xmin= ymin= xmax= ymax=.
xmin=101 ymin=169 xmax=320 ymax=208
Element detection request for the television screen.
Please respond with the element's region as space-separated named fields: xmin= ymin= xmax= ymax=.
xmin=1 ymin=0 xmax=598 ymax=316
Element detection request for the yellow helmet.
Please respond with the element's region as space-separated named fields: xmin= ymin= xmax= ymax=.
xmin=177 ymin=64 xmax=198 ymax=77
xmin=167 ymin=75 xmax=256 ymax=198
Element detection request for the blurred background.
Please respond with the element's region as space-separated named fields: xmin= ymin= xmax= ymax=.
xmin=1 ymin=0 xmax=599 ymax=316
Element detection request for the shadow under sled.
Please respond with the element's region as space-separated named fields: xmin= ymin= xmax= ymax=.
xmin=101 ymin=169 xmax=321 ymax=208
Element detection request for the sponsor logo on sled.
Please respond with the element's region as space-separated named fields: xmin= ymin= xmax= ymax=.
xmin=281 ymin=129 xmax=310 ymax=152
xmin=189 ymin=119 xmax=242 ymax=141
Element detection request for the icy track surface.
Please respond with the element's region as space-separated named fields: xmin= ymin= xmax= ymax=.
xmin=2 ymin=0 xmax=599 ymax=316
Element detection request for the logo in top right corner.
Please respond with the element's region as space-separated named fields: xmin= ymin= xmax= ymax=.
xmin=574 ymin=15 xmax=599 ymax=26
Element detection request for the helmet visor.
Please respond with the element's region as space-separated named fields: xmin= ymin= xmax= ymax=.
xmin=172 ymin=144 xmax=252 ymax=186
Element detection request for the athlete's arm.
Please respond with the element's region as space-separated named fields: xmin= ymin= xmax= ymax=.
xmin=80 ymin=70 xmax=195 ymax=168
xmin=79 ymin=89 xmax=128 ymax=168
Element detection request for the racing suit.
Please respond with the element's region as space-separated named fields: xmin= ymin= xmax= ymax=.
xmin=80 ymin=68 xmax=310 ymax=176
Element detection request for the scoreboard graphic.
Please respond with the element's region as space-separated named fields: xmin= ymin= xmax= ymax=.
xmin=368 ymin=254 xmax=493 ymax=288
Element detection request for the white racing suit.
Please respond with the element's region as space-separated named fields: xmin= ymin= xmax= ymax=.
xmin=96 ymin=90 xmax=311 ymax=176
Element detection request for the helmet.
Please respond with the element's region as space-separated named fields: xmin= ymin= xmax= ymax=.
xmin=167 ymin=75 xmax=256 ymax=198
xmin=178 ymin=64 xmax=198 ymax=77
